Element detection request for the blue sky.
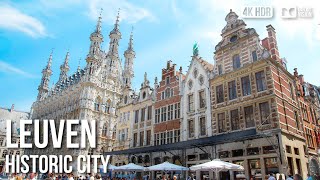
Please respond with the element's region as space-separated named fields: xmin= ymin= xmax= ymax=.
xmin=0 ymin=0 xmax=319 ymax=112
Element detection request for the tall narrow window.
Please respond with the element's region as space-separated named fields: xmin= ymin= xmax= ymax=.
xmin=174 ymin=103 xmax=180 ymax=119
xmin=199 ymin=90 xmax=206 ymax=108
xmin=256 ymin=71 xmax=267 ymax=92
xmin=168 ymin=105 xmax=172 ymax=120
xmin=188 ymin=94 xmax=194 ymax=112
xmin=252 ymin=50 xmax=258 ymax=62
xmin=230 ymin=109 xmax=240 ymax=130
xmin=174 ymin=130 xmax=180 ymax=142
xmin=94 ymin=97 xmax=100 ymax=111
xmin=155 ymin=109 xmax=160 ymax=123
xmin=216 ymin=85 xmax=224 ymax=103
xmin=133 ymin=133 xmax=137 ymax=147
xmin=294 ymin=111 xmax=300 ymax=130
xmin=233 ymin=54 xmax=241 ymax=69
xmin=218 ymin=113 xmax=226 ymax=133
xmin=139 ymin=132 xmax=144 ymax=146
xmin=188 ymin=119 xmax=194 ymax=138
xmin=146 ymin=130 xmax=151 ymax=145
xmin=102 ymin=125 xmax=108 ymax=137
xmin=241 ymin=76 xmax=251 ymax=96
xmin=166 ymin=76 xmax=170 ymax=85
xmin=218 ymin=65 xmax=223 ymax=75
xmin=147 ymin=106 xmax=152 ymax=120
xmin=259 ymin=102 xmax=270 ymax=124
xmin=228 ymin=80 xmax=237 ymax=100
xmin=161 ymin=107 xmax=167 ymax=122
xmin=244 ymin=106 xmax=254 ymax=128
xmin=141 ymin=108 xmax=146 ymax=122
xmin=135 ymin=110 xmax=139 ymax=123
xmin=165 ymin=88 xmax=171 ymax=98
xmin=199 ymin=117 xmax=206 ymax=136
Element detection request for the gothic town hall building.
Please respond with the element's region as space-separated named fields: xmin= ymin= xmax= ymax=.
xmin=28 ymin=12 xmax=135 ymax=167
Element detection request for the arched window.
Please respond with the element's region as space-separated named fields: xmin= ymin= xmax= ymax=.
xmin=138 ymin=155 xmax=143 ymax=163
xmin=144 ymin=155 xmax=150 ymax=163
xmin=102 ymin=124 xmax=108 ymax=137
xmin=233 ymin=54 xmax=241 ymax=69
xmin=154 ymin=157 xmax=161 ymax=165
xmin=2 ymin=150 xmax=7 ymax=158
xmin=94 ymin=97 xmax=101 ymax=111
xmin=165 ymin=88 xmax=171 ymax=98
xmin=163 ymin=156 xmax=170 ymax=162
xmin=105 ymin=99 xmax=111 ymax=113
xmin=131 ymin=156 xmax=137 ymax=164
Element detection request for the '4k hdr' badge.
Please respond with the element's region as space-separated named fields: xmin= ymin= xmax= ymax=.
xmin=241 ymin=6 xmax=273 ymax=19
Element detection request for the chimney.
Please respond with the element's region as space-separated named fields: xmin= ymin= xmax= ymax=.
xmin=266 ymin=25 xmax=281 ymax=64
xmin=10 ymin=104 xmax=14 ymax=112
xmin=167 ymin=60 xmax=172 ymax=69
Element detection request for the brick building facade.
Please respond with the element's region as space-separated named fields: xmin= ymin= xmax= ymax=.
xmin=105 ymin=9 xmax=320 ymax=180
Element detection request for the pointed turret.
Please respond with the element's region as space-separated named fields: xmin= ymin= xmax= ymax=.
xmin=87 ymin=10 xmax=103 ymax=63
xmin=59 ymin=51 xmax=70 ymax=82
xmin=37 ymin=52 xmax=53 ymax=101
xmin=108 ymin=9 xmax=121 ymax=57
xmin=123 ymin=28 xmax=135 ymax=88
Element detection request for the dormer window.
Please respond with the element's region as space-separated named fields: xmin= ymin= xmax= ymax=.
xmin=230 ymin=35 xmax=238 ymax=43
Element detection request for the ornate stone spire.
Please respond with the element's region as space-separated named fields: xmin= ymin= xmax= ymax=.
xmin=95 ymin=8 xmax=103 ymax=33
xmin=128 ymin=27 xmax=134 ymax=51
xmin=123 ymin=27 xmax=135 ymax=88
xmin=37 ymin=51 xmax=53 ymax=101
xmin=87 ymin=9 xmax=103 ymax=63
xmin=108 ymin=8 xmax=121 ymax=56
xmin=59 ymin=51 xmax=70 ymax=82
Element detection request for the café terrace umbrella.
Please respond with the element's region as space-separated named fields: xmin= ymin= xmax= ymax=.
xmin=146 ymin=161 xmax=189 ymax=171
xmin=114 ymin=163 xmax=146 ymax=171
xmin=189 ymin=159 xmax=244 ymax=180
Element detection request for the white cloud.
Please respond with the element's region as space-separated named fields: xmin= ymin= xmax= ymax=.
xmin=0 ymin=61 xmax=37 ymax=78
xmin=87 ymin=0 xmax=156 ymax=24
xmin=0 ymin=5 xmax=47 ymax=38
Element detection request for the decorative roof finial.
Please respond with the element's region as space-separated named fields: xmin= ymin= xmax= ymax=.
xmin=193 ymin=42 xmax=199 ymax=56
xmin=115 ymin=8 xmax=120 ymax=29
xmin=96 ymin=8 xmax=103 ymax=33
xmin=77 ymin=58 xmax=81 ymax=71
xmin=128 ymin=26 xmax=134 ymax=50
xmin=47 ymin=48 xmax=54 ymax=68
xmin=64 ymin=50 xmax=70 ymax=64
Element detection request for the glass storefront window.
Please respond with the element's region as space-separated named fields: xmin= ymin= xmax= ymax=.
xmin=265 ymin=157 xmax=279 ymax=175
xmin=248 ymin=159 xmax=262 ymax=179
xmin=233 ymin=160 xmax=245 ymax=179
